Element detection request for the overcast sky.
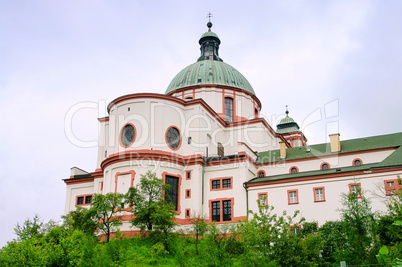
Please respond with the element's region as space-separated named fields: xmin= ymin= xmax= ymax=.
xmin=1 ymin=0 xmax=402 ymax=246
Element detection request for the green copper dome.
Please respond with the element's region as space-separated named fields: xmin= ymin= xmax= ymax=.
xmin=279 ymin=115 xmax=296 ymax=124
xmin=166 ymin=60 xmax=255 ymax=95
xmin=199 ymin=31 xmax=220 ymax=42
xmin=165 ymin=22 xmax=255 ymax=95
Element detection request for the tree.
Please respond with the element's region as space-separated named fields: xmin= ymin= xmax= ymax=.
xmin=127 ymin=171 xmax=177 ymax=233
xmin=14 ymin=214 xmax=43 ymax=241
xmin=319 ymin=220 xmax=350 ymax=264
xmin=63 ymin=206 xmax=98 ymax=236
xmin=337 ymin=190 xmax=378 ymax=264
xmin=190 ymin=214 xmax=208 ymax=255
xmin=237 ymin=204 xmax=308 ymax=266
xmin=90 ymin=192 xmax=125 ymax=242
xmin=13 ymin=214 xmax=57 ymax=241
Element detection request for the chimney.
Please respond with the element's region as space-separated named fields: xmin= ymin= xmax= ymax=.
xmin=329 ymin=133 xmax=341 ymax=153
xmin=280 ymin=142 xmax=286 ymax=159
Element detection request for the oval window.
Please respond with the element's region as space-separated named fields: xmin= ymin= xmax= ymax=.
xmin=166 ymin=127 xmax=181 ymax=150
xmin=121 ymin=124 xmax=135 ymax=147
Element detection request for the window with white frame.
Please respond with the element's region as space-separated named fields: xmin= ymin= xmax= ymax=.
xmin=314 ymin=187 xmax=325 ymax=202
xmin=288 ymin=190 xmax=298 ymax=204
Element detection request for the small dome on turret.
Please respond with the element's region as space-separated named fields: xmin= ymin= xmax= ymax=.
xmin=276 ymin=108 xmax=301 ymax=134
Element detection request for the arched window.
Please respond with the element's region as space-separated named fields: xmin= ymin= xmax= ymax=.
xmin=258 ymin=171 xmax=265 ymax=178
xmin=353 ymin=159 xmax=362 ymax=166
xmin=224 ymin=97 xmax=233 ymax=123
xmin=321 ymin=163 xmax=329 ymax=170
xmin=217 ymin=142 xmax=224 ymax=157
xmin=290 ymin=167 xmax=298 ymax=174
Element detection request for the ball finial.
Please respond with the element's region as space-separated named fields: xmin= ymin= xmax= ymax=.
xmin=206 ymin=12 xmax=213 ymax=31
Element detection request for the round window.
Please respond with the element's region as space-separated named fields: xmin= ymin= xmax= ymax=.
xmin=166 ymin=127 xmax=181 ymax=149
xmin=121 ymin=124 xmax=135 ymax=147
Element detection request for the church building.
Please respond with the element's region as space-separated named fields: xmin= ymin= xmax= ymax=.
xmin=63 ymin=21 xmax=402 ymax=233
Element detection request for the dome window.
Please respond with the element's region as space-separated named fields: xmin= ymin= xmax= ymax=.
xmin=224 ymin=97 xmax=233 ymax=123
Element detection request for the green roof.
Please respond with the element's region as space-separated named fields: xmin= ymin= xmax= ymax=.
xmin=257 ymin=132 xmax=402 ymax=165
xmin=247 ymin=163 xmax=379 ymax=185
xmin=166 ymin=60 xmax=255 ymax=95
xmin=248 ymin=132 xmax=402 ymax=185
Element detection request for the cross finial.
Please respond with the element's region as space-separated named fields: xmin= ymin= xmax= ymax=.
xmin=206 ymin=13 xmax=213 ymax=31
xmin=207 ymin=12 xmax=213 ymax=22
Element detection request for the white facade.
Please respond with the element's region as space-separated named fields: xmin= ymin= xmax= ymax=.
xmin=64 ymin=24 xmax=402 ymax=234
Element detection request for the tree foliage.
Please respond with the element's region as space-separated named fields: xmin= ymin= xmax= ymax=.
xmin=4 ymin=176 xmax=402 ymax=266
xmin=127 ymin=171 xmax=177 ymax=233
xmin=63 ymin=206 xmax=98 ymax=236
xmin=337 ymin=190 xmax=378 ymax=264
xmin=14 ymin=214 xmax=44 ymax=241
xmin=90 ymin=192 xmax=125 ymax=242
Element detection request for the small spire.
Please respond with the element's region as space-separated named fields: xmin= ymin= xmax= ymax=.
xmin=285 ymin=105 xmax=289 ymax=116
xmin=207 ymin=12 xmax=213 ymax=31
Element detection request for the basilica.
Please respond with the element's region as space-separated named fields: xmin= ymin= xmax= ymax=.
xmin=64 ymin=21 xmax=402 ymax=233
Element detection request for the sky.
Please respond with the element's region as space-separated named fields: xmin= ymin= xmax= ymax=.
xmin=1 ymin=0 xmax=402 ymax=246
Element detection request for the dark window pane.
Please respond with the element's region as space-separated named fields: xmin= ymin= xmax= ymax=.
xmin=165 ymin=176 xmax=179 ymax=211
xmin=212 ymin=180 xmax=220 ymax=189
xmin=77 ymin=197 xmax=84 ymax=205
xmin=224 ymin=97 xmax=233 ymax=123
xmin=258 ymin=171 xmax=264 ymax=178
xmin=85 ymin=195 xmax=92 ymax=204
xmin=222 ymin=200 xmax=232 ymax=221
xmin=354 ymin=160 xmax=361 ymax=166
xmin=291 ymin=168 xmax=298 ymax=174
xmin=222 ymin=179 xmax=231 ymax=188
xmin=212 ymin=201 xmax=220 ymax=222
xmin=166 ymin=127 xmax=181 ymax=149
xmin=121 ymin=124 xmax=135 ymax=146
xmin=322 ymin=164 xmax=329 ymax=170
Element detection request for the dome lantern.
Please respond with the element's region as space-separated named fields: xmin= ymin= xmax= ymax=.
xmin=197 ymin=20 xmax=223 ymax=62
xmin=165 ymin=20 xmax=256 ymax=96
